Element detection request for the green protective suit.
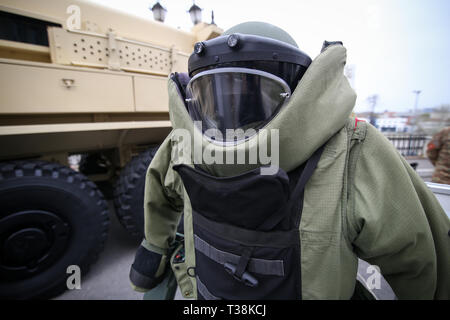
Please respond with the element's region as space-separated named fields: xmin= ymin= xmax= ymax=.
xmin=142 ymin=43 xmax=450 ymax=299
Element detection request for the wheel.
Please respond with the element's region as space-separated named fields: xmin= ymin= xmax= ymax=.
xmin=113 ymin=147 xmax=158 ymax=238
xmin=0 ymin=161 xmax=110 ymax=299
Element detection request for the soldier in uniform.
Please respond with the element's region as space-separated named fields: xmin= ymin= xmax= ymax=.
xmin=427 ymin=127 xmax=450 ymax=184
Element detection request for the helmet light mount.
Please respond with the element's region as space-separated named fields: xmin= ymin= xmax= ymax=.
xmin=189 ymin=33 xmax=312 ymax=91
xmin=194 ymin=41 xmax=206 ymax=55
xmin=227 ymin=34 xmax=240 ymax=48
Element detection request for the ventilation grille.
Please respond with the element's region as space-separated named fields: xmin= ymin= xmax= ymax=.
xmin=48 ymin=27 xmax=187 ymax=75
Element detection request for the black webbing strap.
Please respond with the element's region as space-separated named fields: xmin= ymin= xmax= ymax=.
xmin=194 ymin=235 xmax=285 ymax=276
xmin=196 ymin=276 xmax=221 ymax=300
xmin=288 ymin=145 xmax=325 ymax=225
xmin=234 ymin=247 xmax=253 ymax=279
xmin=129 ymin=267 xmax=164 ymax=290
xmin=193 ymin=210 xmax=298 ymax=248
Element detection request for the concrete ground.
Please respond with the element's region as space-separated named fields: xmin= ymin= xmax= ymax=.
xmin=55 ymin=158 xmax=434 ymax=300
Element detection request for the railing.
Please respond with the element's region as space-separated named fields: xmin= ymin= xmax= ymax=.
xmin=385 ymin=134 xmax=429 ymax=157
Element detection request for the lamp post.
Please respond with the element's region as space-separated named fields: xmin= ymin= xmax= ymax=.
xmin=188 ymin=1 xmax=202 ymax=25
xmin=412 ymin=90 xmax=421 ymax=133
xmin=367 ymin=94 xmax=378 ymax=126
xmin=211 ymin=10 xmax=216 ymax=25
xmin=150 ymin=1 xmax=167 ymax=23
xmin=412 ymin=90 xmax=421 ymax=115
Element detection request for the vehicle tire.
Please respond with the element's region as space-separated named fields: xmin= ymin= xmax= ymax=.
xmin=113 ymin=146 xmax=158 ymax=238
xmin=0 ymin=160 xmax=110 ymax=299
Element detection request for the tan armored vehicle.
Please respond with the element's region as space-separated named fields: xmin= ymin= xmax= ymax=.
xmin=0 ymin=0 xmax=221 ymax=299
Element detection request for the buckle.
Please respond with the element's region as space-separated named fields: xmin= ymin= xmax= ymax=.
xmin=224 ymin=262 xmax=258 ymax=287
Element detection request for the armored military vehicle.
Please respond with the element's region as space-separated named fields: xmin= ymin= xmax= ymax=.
xmin=0 ymin=0 xmax=221 ymax=299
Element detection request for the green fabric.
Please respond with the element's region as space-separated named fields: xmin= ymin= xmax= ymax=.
xmin=143 ymin=135 xmax=185 ymax=250
xmin=170 ymin=242 xmax=194 ymax=299
xmin=347 ymin=123 xmax=450 ymax=299
xmin=141 ymin=42 xmax=450 ymax=299
xmin=298 ymin=118 xmax=357 ymax=299
xmin=167 ymin=44 xmax=356 ymax=177
xmin=142 ymin=131 xmax=197 ymax=297
xmin=140 ymin=238 xmax=170 ymax=256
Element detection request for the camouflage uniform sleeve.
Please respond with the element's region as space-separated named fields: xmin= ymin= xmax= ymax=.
xmin=426 ymin=130 xmax=443 ymax=165
xmin=430 ymin=128 xmax=450 ymax=184
xmin=347 ymin=125 xmax=450 ymax=299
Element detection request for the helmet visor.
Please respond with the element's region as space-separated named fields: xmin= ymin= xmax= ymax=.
xmin=185 ymin=67 xmax=291 ymax=143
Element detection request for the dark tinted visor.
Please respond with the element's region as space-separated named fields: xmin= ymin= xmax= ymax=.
xmin=186 ymin=67 xmax=291 ymax=143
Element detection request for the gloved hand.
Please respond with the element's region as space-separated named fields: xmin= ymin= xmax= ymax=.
xmin=129 ymin=239 xmax=169 ymax=292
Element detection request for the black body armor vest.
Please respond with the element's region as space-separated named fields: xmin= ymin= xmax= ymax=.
xmin=173 ymin=146 xmax=324 ymax=299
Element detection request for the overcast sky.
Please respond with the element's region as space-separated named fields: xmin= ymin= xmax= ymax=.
xmin=90 ymin=0 xmax=450 ymax=113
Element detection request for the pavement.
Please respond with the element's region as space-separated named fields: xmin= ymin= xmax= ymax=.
xmin=54 ymin=157 xmax=434 ymax=300
xmin=55 ymin=201 xmax=186 ymax=300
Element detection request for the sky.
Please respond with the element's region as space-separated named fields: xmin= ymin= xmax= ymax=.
xmin=89 ymin=0 xmax=450 ymax=114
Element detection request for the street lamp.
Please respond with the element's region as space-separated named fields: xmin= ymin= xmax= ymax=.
xmin=211 ymin=10 xmax=216 ymax=25
xmin=412 ymin=90 xmax=421 ymax=115
xmin=411 ymin=90 xmax=422 ymax=133
xmin=367 ymin=94 xmax=378 ymax=126
xmin=150 ymin=1 xmax=167 ymax=23
xmin=188 ymin=1 xmax=202 ymax=25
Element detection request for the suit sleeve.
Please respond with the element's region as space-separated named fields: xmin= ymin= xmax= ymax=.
xmin=143 ymin=133 xmax=184 ymax=250
xmin=347 ymin=125 xmax=450 ymax=299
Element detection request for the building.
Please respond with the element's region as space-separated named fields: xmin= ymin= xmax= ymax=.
xmin=375 ymin=117 xmax=411 ymax=133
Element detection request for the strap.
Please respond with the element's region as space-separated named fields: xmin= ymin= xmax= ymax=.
xmin=129 ymin=267 xmax=165 ymax=291
xmin=193 ymin=210 xmax=298 ymax=248
xmin=194 ymin=235 xmax=285 ymax=276
xmin=290 ymin=145 xmax=325 ymax=204
xmin=288 ymin=145 xmax=325 ymax=225
xmin=196 ymin=276 xmax=221 ymax=300
xmin=234 ymin=247 xmax=252 ymax=279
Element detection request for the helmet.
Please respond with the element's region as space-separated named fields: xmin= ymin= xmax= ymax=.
xmin=185 ymin=22 xmax=312 ymax=143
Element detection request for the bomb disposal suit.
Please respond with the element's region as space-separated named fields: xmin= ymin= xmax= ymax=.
xmin=129 ymin=22 xmax=450 ymax=300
